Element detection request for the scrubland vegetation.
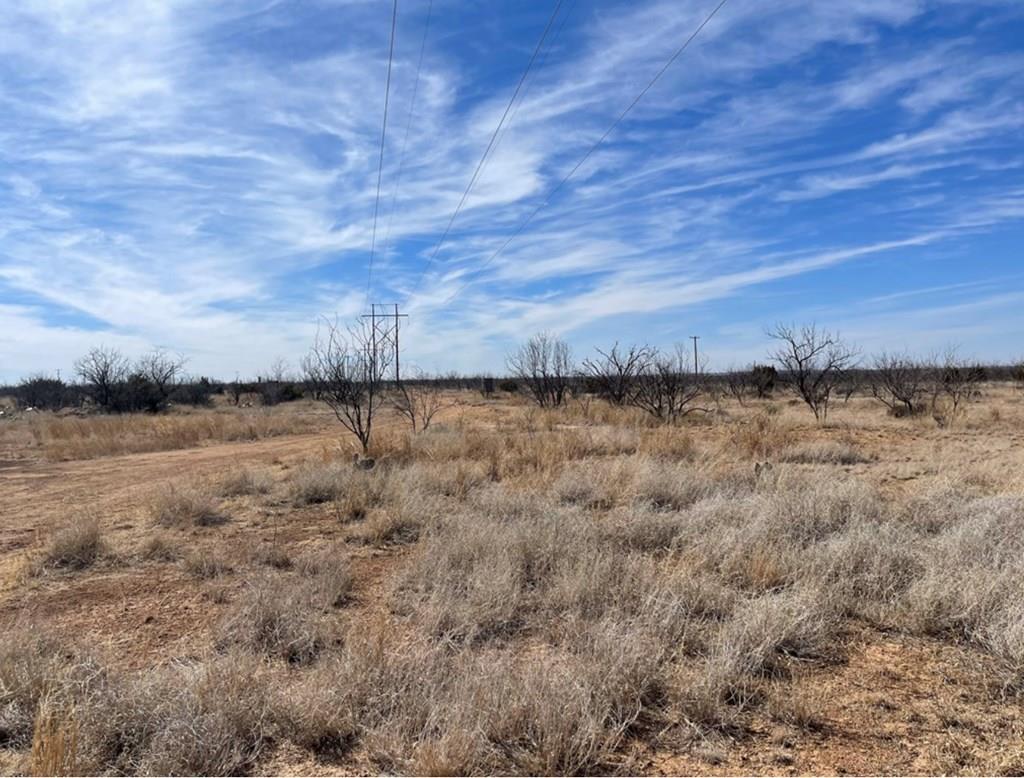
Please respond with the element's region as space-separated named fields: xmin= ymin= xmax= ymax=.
xmin=2 ymin=331 xmax=1024 ymax=775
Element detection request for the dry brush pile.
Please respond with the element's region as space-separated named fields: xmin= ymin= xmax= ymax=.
xmin=3 ymin=413 xmax=1024 ymax=775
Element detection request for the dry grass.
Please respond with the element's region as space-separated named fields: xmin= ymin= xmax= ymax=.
xmin=150 ymin=481 xmax=226 ymax=527
xmin=29 ymin=407 xmax=322 ymax=461
xmin=778 ymin=439 xmax=870 ymax=465
xmin=182 ymin=548 xmax=234 ymax=579
xmin=217 ymin=467 xmax=275 ymax=497
xmin=38 ymin=519 xmax=106 ymax=572
xmin=5 ymin=385 xmax=1024 ymax=774
xmin=216 ymin=577 xmax=328 ymax=664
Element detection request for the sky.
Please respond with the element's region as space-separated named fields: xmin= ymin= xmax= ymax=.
xmin=1 ymin=0 xmax=1022 ymax=382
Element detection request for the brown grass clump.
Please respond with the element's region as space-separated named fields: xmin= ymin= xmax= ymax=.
xmin=218 ymin=467 xmax=275 ymax=497
xmin=288 ymin=460 xmax=348 ymax=505
xmin=216 ymin=575 xmax=337 ymax=664
xmin=40 ymin=519 xmax=105 ymax=571
xmin=182 ymin=549 xmax=234 ymax=579
xmin=95 ymin=652 xmax=275 ymax=775
xmin=150 ymin=482 xmax=225 ymax=527
xmin=728 ymin=412 xmax=796 ymax=459
xmin=295 ymin=546 xmax=354 ymax=608
xmin=140 ymin=534 xmax=180 ymax=562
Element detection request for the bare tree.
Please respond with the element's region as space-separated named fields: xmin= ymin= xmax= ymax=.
xmin=136 ymin=349 xmax=186 ymax=406
xmin=581 ymin=342 xmax=655 ymax=406
xmin=723 ymin=367 xmax=751 ymax=406
xmin=303 ymin=318 xmax=392 ymax=453
xmin=630 ymin=345 xmax=707 ymax=422
xmin=869 ymin=352 xmax=929 ymax=417
xmin=931 ymin=348 xmax=985 ymax=425
xmin=392 ymin=370 xmax=448 ymax=433
xmin=768 ymin=324 xmax=859 ymax=423
xmin=506 ymin=332 xmax=573 ymax=408
xmin=74 ymin=346 xmax=130 ymax=411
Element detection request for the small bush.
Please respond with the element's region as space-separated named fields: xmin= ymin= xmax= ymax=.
xmin=151 ymin=483 xmax=225 ymax=527
xmin=288 ymin=461 xmax=347 ymax=505
xmin=140 ymin=534 xmax=180 ymax=562
xmin=216 ymin=578 xmax=327 ymax=664
xmin=296 ymin=547 xmax=354 ymax=608
xmin=218 ymin=467 xmax=274 ymax=497
xmin=42 ymin=519 xmax=105 ymax=571
xmin=183 ymin=550 xmax=233 ymax=579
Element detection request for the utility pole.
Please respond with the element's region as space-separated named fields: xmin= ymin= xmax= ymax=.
xmin=391 ymin=303 xmax=407 ymax=384
xmin=361 ymin=303 xmax=408 ymax=384
xmin=690 ymin=336 xmax=700 ymax=376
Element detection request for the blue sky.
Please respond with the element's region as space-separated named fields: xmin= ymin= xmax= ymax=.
xmin=1 ymin=0 xmax=1022 ymax=381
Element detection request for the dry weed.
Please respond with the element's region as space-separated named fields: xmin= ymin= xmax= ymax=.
xmin=150 ymin=481 xmax=225 ymax=527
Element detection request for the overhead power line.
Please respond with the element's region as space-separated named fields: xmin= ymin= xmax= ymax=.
xmin=364 ymin=0 xmax=400 ymax=308
xmin=477 ymin=0 xmax=578 ymax=198
xmin=437 ymin=0 xmax=730 ymax=307
xmin=407 ymin=0 xmax=566 ymax=299
xmin=380 ymin=0 xmax=434 ymax=264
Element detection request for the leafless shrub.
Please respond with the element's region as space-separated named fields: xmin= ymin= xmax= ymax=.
xmin=150 ymin=482 xmax=225 ymax=527
xmin=723 ymin=368 xmax=751 ymax=406
xmin=391 ymin=372 xmax=448 ymax=433
xmin=869 ymin=352 xmax=931 ymax=416
xmin=506 ymin=331 xmax=574 ymax=408
xmin=630 ymin=345 xmax=707 ymax=422
xmin=303 ymin=317 xmax=392 ymax=452
xmin=41 ymin=518 xmax=105 ymax=571
xmin=768 ymin=324 xmax=859 ymax=422
xmin=581 ymin=343 xmax=655 ymax=405
xmin=931 ymin=348 xmax=985 ymax=426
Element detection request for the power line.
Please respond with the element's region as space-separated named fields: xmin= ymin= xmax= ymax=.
xmin=364 ymin=0 xmax=400 ymax=308
xmin=380 ymin=0 xmax=434 ymax=264
xmin=407 ymin=0 xmax=565 ymax=299
xmin=478 ymin=0 xmax=578 ymax=194
xmin=437 ymin=0 xmax=730 ymax=307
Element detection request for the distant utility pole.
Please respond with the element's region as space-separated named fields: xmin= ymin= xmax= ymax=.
xmin=361 ymin=303 xmax=408 ymax=383
xmin=689 ymin=336 xmax=700 ymax=376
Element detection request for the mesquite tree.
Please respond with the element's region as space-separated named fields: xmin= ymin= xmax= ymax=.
xmin=768 ymin=324 xmax=859 ymax=423
xmin=869 ymin=352 xmax=930 ymax=417
xmin=581 ymin=343 xmax=655 ymax=406
xmin=303 ymin=318 xmax=392 ymax=453
xmin=630 ymin=345 xmax=706 ymax=422
xmin=506 ymin=332 xmax=574 ymax=408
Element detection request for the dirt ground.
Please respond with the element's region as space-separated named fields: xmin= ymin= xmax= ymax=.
xmin=2 ymin=389 xmax=1024 ymax=775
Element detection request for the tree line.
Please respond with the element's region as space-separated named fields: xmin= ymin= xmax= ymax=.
xmin=2 ymin=323 xmax=1022 ymax=455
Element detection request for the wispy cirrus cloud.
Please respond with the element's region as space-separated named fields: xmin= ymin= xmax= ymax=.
xmin=0 ymin=0 xmax=1022 ymax=381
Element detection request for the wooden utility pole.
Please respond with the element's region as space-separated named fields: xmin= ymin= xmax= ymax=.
xmin=690 ymin=336 xmax=700 ymax=376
